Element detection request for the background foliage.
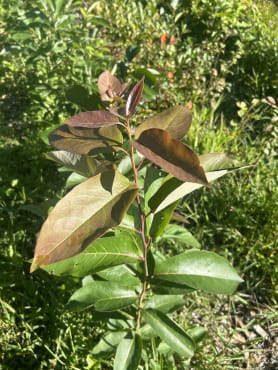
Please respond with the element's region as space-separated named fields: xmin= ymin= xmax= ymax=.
xmin=1 ymin=0 xmax=277 ymax=369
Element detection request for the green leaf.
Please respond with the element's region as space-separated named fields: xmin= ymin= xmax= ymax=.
xmin=114 ymin=333 xmax=142 ymax=370
xmin=199 ymin=153 xmax=241 ymax=171
xmin=54 ymin=0 xmax=65 ymax=15
xmin=46 ymin=151 xmax=98 ymax=177
xmin=92 ymin=331 xmax=126 ymax=357
xmin=155 ymin=170 xmax=232 ymax=212
xmin=143 ymin=309 xmax=195 ymax=358
xmin=42 ymin=234 xmax=143 ymax=277
xmin=151 ymin=279 xmax=195 ymax=295
xmin=65 ymin=85 xmax=103 ymax=110
xmin=159 ymin=224 xmax=201 ymax=248
xmin=145 ymin=295 xmax=186 ymax=314
xmin=20 ymin=199 xmax=57 ymax=218
xmin=65 ymin=281 xmax=138 ymax=312
xmin=135 ymin=106 xmax=192 ymax=140
xmin=154 ymin=250 xmax=243 ymax=294
xmin=132 ymin=68 xmax=159 ymax=100
xmin=49 ymin=124 xmax=123 ymax=155
xmin=149 ymin=202 xmax=177 ymax=240
xmin=65 ymin=172 xmax=87 ymax=189
xmin=187 ymin=326 xmax=207 ymax=343
xmin=133 ymin=129 xmax=208 ymax=185
xmin=31 ymin=169 xmax=137 ymax=271
xmin=66 ymin=110 xmax=119 ymax=128
xmin=97 ymin=265 xmax=141 ymax=288
xmin=125 ymin=45 xmax=140 ymax=62
xmin=144 ymin=166 xmax=167 ymax=213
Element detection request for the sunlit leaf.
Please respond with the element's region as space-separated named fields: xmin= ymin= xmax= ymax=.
xmin=126 ymin=78 xmax=144 ymax=117
xmin=133 ymin=128 xmax=208 ymax=185
xmin=114 ymin=333 xmax=142 ymax=370
xmin=143 ymin=309 xmax=195 ymax=358
xmin=49 ymin=124 xmax=123 ymax=155
xmin=199 ymin=153 xmax=241 ymax=171
xmin=187 ymin=326 xmax=207 ymax=343
xmin=155 ymin=169 xmax=232 ymax=213
xmin=42 ymin=234 xmax=143 ymax=277
xmin=30 ymin=169 xmax=137 ymax=271
xmin=66 ymin=110 xmax=119 ymax=128
xmin=98 ymin=70 xmax=128 ymax=101
xmin=154 ymin=250 xmax=243 ymax=294
xmin=65 ymin=281 xmax=138 ymax=312
xmin=135 ymin=106 xmax=192 ymax=140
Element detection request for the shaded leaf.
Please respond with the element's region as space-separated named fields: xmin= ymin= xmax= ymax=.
xmin=126 ymin=78 xmax=144 ymax=117
xmin=114 ymin=333 xmax=142 ymax=370
xmin=135 ymin=106 xmax=192 ymax=140
xmin=65 ymin=84 xmax=103 ymax=110
xmin=133 ymin=128 xmax=208 ymax=185
xmin=154 ymin=250 xmax=243 ymax=294
xmin=49 ymin=124 xmax=123 ymax=155
xmin=98 ymin=70 xmax=128 ymax=101
xmin=30 ymin=169 xmax=137 ymax=271
xmin=20 ymin=199 xmax=57 ymax=218
xmin=46 ymin=150 xmax=98 ymax=177
xmin=143 ymin=309 xmax=195 ymax=358
xmin=97 ymin=265 xmax=141 ymax=288
xmin=65 ymin=281 xmax=138 ymax=312
xmin=125 ymin=45 xmax=140 ymax=62
xmin=42 ymin=234 xmax=143 ymax=277
xmin=151 ymin=279 xmax=195 ymax=295
xmin=149 ymin=202 xmax=177 ymax=240
xmin=92 ymin=331 xmax=126 ymax=357
xmin=132 ymin=68 xmax=159 ymax=100
xmin=145 ymin=295 xmax=186 ymax=314
xmin=65 ymin=110 xmax=119 ymax=128
xmin=159 ymin=224 xmax=201 ymax=248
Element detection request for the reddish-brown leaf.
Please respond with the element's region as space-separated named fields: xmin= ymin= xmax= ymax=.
xmin=132 ymin=128 xmax=208 ymax=185
xmin=66 ymin=110 xmax=119 ymax=128
xmin=30 ymin=169 xmax=138 ymax=271
xmin=126 ymin=78 xmax=144 ymax=117
xmin=49 ymin=124 xmax=123 ymax=155
xmin=98 ymin=70 xmax=128 ymax=101
xmin=135 ymin=105 xmax=192 ymax=140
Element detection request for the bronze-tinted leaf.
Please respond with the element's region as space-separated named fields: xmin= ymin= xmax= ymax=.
xmin=49 ymin=124 xmax=123 ymax=155
xmin=135 ymin=106 xmax=192 ymax=140
xmin=126 ymin=78 xmax=144 ymax=117
xmin=132 ymin=128 xmax=208 ymax=185
xmin=66 ymin=110 xmax=119 ymax=128
xmin=98 ymin=70 xmax=128 ymax=101
xmin=30 ymin=169 xmax=138 ymax=271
